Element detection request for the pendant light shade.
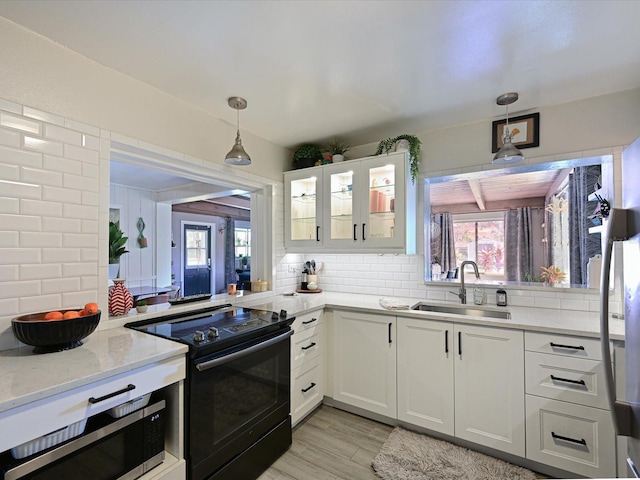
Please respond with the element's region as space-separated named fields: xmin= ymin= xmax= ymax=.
xmin=225 ymin=97 xmax=251 ymax=166
xmin=493 ymin=92 xmax=524 ymax=165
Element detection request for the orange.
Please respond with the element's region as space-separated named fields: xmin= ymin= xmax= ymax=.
xmin=84 ymin=302 xmax=99 ymax=315
xmin=78 ymin=309 xmax=87 ymax=316
xmin=44 ymin=311 xmax=63 ymax=321
xmin=63 ymin=311 xmax=80 ymax=319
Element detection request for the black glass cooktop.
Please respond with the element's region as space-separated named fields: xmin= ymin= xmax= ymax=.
xmin=125 ymin=304 xmax=293 ymax=355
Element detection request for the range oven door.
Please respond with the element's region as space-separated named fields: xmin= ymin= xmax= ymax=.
xmin=189 ymin=328 xmax=292 ymax=480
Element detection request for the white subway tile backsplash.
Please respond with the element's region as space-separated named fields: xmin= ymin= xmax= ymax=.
xmin=81 ymin=248 xmax=98 ymax=262
xmin=17 ymin=294 xmax=62 ymax=315
xmin=0 ymin=213 xmax=41 ymax=231
xmin=42 ymin=248 xmax=80 ymax=263
xmin=0 ymin=280 xmax=40 ymax=299
xmin=0 ymin=265 xmax=18 ymax=282
xmin=0 ymin=162 xmax=19 ymax=181
xmin=65 ymin=118 xmax=100 ymax=136
xmin=0 ymin=196 xmax=19 ymax=214
xmin=81 ymin=276 xmax=98 ymax=290
xmin=64 ymin=144 xmax=99 ymax=164
xmin=82 ymin=162 xmax=99 ymax=178
xmin=23 ymin=136 xmax=63 ymax=156
xmin=42 ymin=277 xmax=81 ymax=294
xmin=62 ymin=290 xmax=97 ymax=308
xmin=0 ymin=112 xmax=41 ymax=134
xmin=20 ymin=263 xmax=61 ymax=280
xmin=21 ymin=199 xmax=63 ymax=217
xmin=63 ymin=173 xmax=99 ymax=192
xmin=63 ymin=262 xmax=97 ymax=277
xmin=20 ymin=231 xmax=62 ymax=248
xmin=42 ymin=216 xmax=82 ymax=233
xmin=43 ymin=185 xmax=81 ymax=204
xmin=21 ymin=166 xmax=63 ymax=186
xmin=0 ymin=232 xmax=19 ymax=247
xmin=62 ymin=233 xmax=98 ymax=248
xmin=0 ymin=144 xmax=42 ymax=168
xmin=63 ymin=203 xmax=98 ymax=220
xmin=0 ymin=127 xmax=20 ymax=148
xmin=0 ymin=248 xmax=40 ymax=265
xmin=0 ymin=298 xmax=19 ymax=317
xmin=23 ymin=107 xmax=64 ymax=127
xmin=44 ymin=124 xmax=82 ymax=145
xmin=0 ymin=179 xmax=41 ymax=200
xmin=0 ymin=98 xmax=21 ymax=115
xmin=81 ymin=134 xmax=100 ymax=150
xmin=81 ymin=191 xmax=99 ymax=206
xmin=43 ymin=154 xmax=82 ymax=175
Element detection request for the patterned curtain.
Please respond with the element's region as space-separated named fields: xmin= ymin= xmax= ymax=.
xmin=224 ymin=217 xmax=236 ymax=286
xmin=430 ymin=213 xmax=456 ymax=273
xmin=568 ymin=165 xmax=601 ymax=285
xmin=505 ymin=207 xmax=533 ymax=281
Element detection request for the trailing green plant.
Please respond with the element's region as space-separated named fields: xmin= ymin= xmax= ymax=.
xmin=326 ymin=138 xmax=350 ymax=156
xmin=292 ymin=143 xmax=323 ymax=168
xmin=374 ymin=134 xmax=422 ymax=184
xmin=109 ymin=221 xmax=129 ymax=264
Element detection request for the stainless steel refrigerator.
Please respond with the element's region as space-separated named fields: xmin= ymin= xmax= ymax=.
xmin=601 ymin=135 xmax=640 ymax=477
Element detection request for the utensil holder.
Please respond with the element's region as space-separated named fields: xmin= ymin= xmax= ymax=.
xmin=306 ymin=275 xmax=318 ymax=285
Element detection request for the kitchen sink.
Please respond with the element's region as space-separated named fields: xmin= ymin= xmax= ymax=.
xmin=411 ymin=302 xmax=511 ymax=320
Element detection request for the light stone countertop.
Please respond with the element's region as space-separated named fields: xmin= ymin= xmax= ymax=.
xmin=0 ymin=290 xmax=623 ymax=415
xmin=0 ymin=327 xmax=187 ymax=414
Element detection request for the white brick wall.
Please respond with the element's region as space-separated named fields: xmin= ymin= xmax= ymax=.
xmin=0 ymin=103 xmax=103 ymax=350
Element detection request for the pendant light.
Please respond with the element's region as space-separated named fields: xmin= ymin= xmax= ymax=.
xmin=493 ymin=92 xmax=524 ymax=164
xmin=224 ymin=97 xmax=251 ymax=166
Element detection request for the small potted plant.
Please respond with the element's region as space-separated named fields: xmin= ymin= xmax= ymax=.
xmin=374 ymin=134 xmax=422 ymax=184
xmin=540 ymin=265 xmax=566 ymax=285
xmin=326 ymin=138 xmax=350 ymax=163
xmin=241 ymin=256 xmax=249 ymax=270
xmin=135 ymin=300 xmax=148 ymax=313
xmin=109 ymin=221 xmax=129 ymax=279
xmin=292 ymin=144 xmax=323 ymax=169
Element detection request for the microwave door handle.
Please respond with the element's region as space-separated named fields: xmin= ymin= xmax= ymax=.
xmin=195 ymin=329 xmax=293 ymax=372
xmin=599 ymin=208 xmax=631 ymax=436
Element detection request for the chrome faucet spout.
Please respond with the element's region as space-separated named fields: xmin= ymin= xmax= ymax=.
xmin=458 ymin=261 xmax=481 ymax=304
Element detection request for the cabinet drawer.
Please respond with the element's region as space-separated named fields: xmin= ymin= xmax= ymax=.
xmin=525 ymin=331 xmax=601 ymax=360
xmin=0 ymin=356 xmax=185 ymax=453
xmin=526 ymin=395 xmax=615 ymax=478
xmin=291 ymin=325 xmax=322 ymax=370
xmin=291 ymin=355 xmax=323 ymax=426
xmin=291 ymin=309 xmax=323 ymax=335
xmin=525 ymin=351 xmax=608 ymax=409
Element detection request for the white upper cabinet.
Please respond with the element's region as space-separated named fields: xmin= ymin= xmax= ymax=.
xmin=284 ymin=152 xmax=416 ymax=253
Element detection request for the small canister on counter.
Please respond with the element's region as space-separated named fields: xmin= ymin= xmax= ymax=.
xmin=473 ymin=288 xmax=484 ymax=305
xmin=496 ymin=289 xmax=508 ymax=307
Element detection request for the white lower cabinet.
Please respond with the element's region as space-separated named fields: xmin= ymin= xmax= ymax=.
xmin=290 ymin=309 xmax=324 ymax=425
xmin=333 ymin=310 xmax=396 ymax=418
xmin=397 ymin=317 xmax=454 ymax=435
xmin=397 ymin=318 xmax=525 ymax=457
xmin=525 ymin=395 xmax=615 ymax=478
xmin=454 ymin=324 xmax=525 ymax=457
xmin=524 ymin=331 xmax=616 ymax=478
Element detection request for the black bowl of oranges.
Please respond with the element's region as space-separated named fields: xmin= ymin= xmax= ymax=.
xmin=12 ymin=303 xmax=101 ymax=354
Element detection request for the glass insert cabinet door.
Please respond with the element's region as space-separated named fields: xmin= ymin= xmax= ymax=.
xmin=367 ymin=163 xmax=397 ymax=241
xmin=327 ymin=167 xmax=355 ymax=242
xmin=287 ymin=172 xmax=320 ymax=244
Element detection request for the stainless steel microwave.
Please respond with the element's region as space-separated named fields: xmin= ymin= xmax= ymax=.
xmin=1 ymin=400 xmax=165 ymax=480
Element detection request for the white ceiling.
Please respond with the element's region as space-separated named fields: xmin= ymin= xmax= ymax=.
xmin=1 ymin=0 xmax=639 ymax=149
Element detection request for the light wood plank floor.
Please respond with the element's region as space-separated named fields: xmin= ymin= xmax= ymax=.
xmin=259 ymin=405 xmax=550 ymax=480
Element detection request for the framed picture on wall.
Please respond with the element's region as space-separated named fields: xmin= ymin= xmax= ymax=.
xmin=492 ymin=112 xmax=540 ymax=153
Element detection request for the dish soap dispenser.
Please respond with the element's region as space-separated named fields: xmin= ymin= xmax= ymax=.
xmin=496 ymin=289 xmax=508 ymax=307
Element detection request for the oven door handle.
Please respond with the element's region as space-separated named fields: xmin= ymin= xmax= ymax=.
xmin=195 ymin=329 xmax=293 ymax=372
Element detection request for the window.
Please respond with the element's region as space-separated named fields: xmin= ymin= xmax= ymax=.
xmin=452 ymin=213 xmax=504 ymax=281
xmin=185 ymin=229 xmax=208 ymax=268
xmin=235 ymin=227 xmax=251 ymax=268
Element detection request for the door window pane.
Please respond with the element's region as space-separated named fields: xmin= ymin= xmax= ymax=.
xmin=186 ymin=230 xmax=207 ymax=268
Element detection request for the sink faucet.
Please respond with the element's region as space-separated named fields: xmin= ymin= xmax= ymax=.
xmin=450 ymin=261 xmax=480 ymax=304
